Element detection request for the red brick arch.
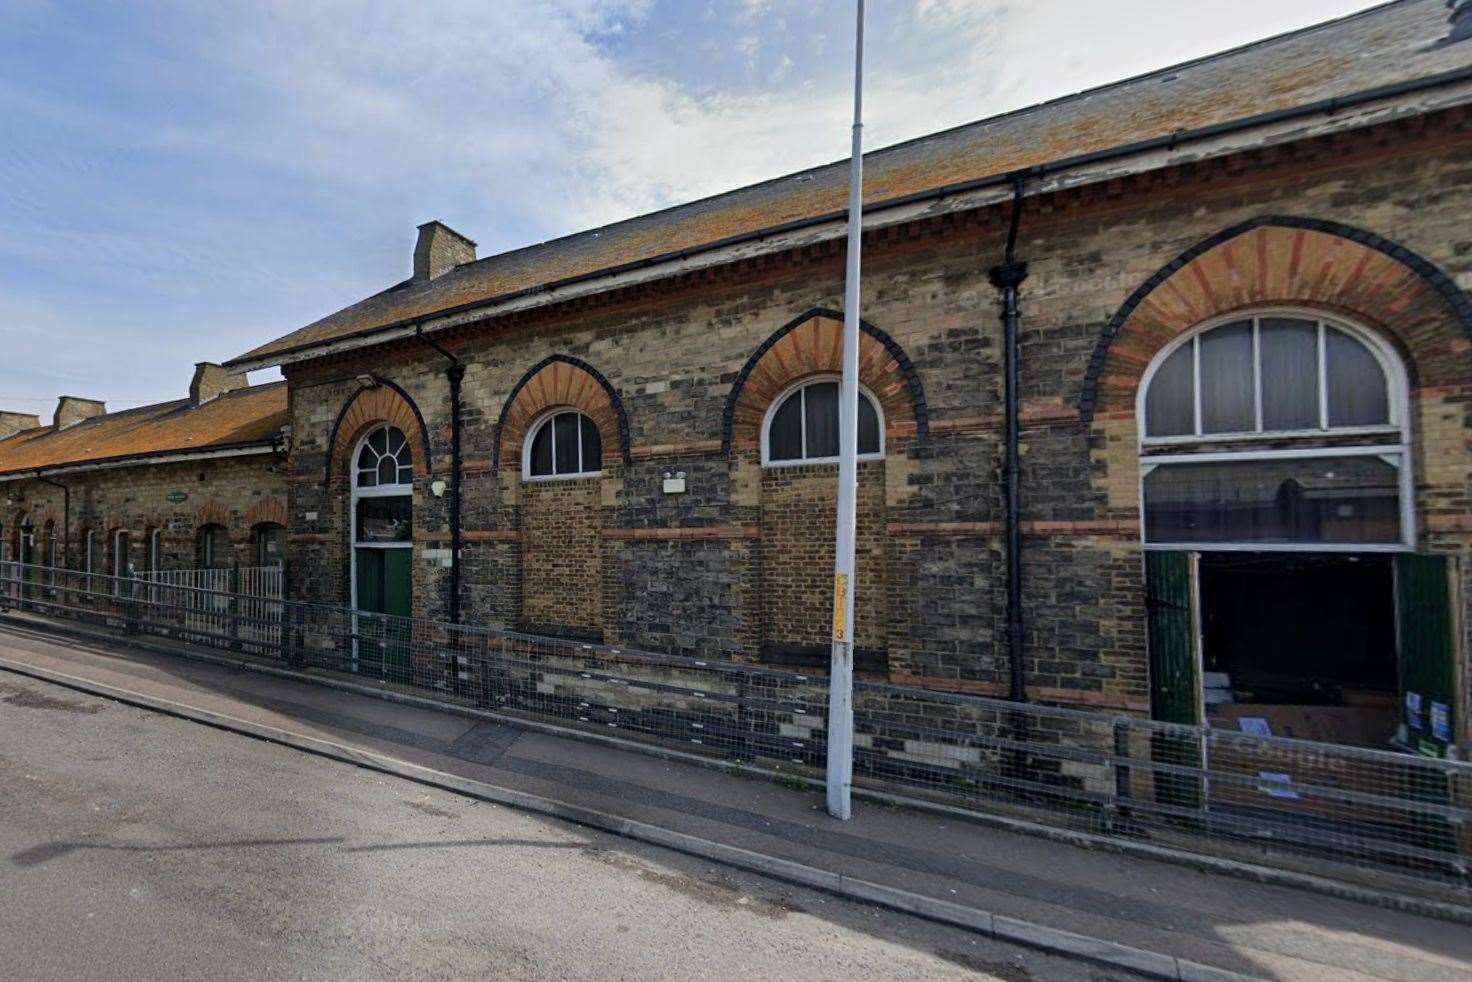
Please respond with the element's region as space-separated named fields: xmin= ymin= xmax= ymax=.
xmin=726 ymin=312 xmax=922 ymax=451
xmin=194 ymin=499 xmax=232 ymax=529
xmin=1086 ymin=219 xmax=1472 ymax=418
xmin=244 ymin=498 xmax=288 ymax=529
xmin=327 ymin=383 xmax=430 ymax=482
xmin=495 ymin=356 xmax=626 ymax=469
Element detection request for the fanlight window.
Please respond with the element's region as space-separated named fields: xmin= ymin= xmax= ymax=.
xmin=1140 ymin=311 xmax=1410 ymax=551
xmin=1143 ymin=314 xmax=1393 ymax=440
xmin=525 ymin=410 xmax=602 ymax=480
xmin=357 ymin=425 xmax=413 ymax=488
xmin=763 ymin=379 xmax=882 ymax=465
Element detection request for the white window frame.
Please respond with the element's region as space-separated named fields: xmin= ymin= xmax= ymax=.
xmin=351 ymin=424 xmax=415 ymax=551
xmin=148 ymin=528 xmax=161 ymax=575
xmin=760 ymin=376 xmax=886 ymax=468
xmin=1137 ymin=308 xmax=1406 ymax=447
xmin=1138 ymin=444 xmax=1415 ymax=553
xmin=84 ymin=529 xmax=95 ymax=573
xmin=521 ymin=408 xmax=603 ymax=483
xmin=113 ymin=529 xmax=129 ymax=578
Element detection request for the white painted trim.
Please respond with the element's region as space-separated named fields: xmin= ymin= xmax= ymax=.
xmin=1139 ymin=444 xmax=1414 ymax=551
xmin=520 ymin=408 xmax=603 ymax=483
xmin=1136 ymin=308 xmax=1408 ymax=445
xmin=759 ymin=375 xmax=885 ymax=468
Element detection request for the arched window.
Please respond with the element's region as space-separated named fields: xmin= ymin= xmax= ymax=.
xmin=147 ymin=527 xmax=162 ymax=575
xmin=198 ymin=524 xmax=230 ymax=569
xmin=253 ymin=522 xmax=286 ymax=567
xmin=1142 ymin=312 xmax=1398 ymax=440
xmin=762 ymin=378 xmax=883 ymax=466
xmin=523 ymin=410 xmax=602 ymax=480
xmin=353 ymin=424 xmax=414 ymax=544
xmin=1138 ymin=310 xmax=1410 ymax=550
xmin=113 ymin=529 xmax=131 ymax=578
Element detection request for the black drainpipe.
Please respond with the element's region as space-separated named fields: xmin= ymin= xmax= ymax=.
xmin=989 ymin=176 xmax=1029 ymax=703
xmin=414 ymin=325 xmax=464 ymax=624
xmin=35 ymin=476 xmax=70 ymax=570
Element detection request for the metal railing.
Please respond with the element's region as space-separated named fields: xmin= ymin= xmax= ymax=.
xmin=0 ymin=559 xmax=1467 ymax=902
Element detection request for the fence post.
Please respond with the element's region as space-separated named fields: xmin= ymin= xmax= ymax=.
xmin=1112 ymin=717 xmax=1133 ymax=829
xmin=228 ymin=564 xmax=241 ymax=652
xmin=280 ymin=560 xmax=301 ymax=667
xmin=123 ymin=567 xmax=140 ymax=636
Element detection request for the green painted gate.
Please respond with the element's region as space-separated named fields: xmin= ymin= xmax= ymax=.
xmin=1395 ymin=553 xmax=1458 ymax=758
xmin=1145 ymin=550 xmax=1203 ymax=811
xmin=354 ymin=547 xmax=412 ymax=680
xmin=1146 ymin=551 xmax=1200 ymax=725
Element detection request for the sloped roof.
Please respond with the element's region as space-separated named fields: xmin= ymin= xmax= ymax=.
xmin=231 ymin=0 xmax=1472 ymax=367
xmin=0 ymin=382 xmax=287 ymax=478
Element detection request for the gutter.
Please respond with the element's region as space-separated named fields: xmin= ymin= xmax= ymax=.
xmin=226 ymin=65 xmax=1472 ymax=374
xmin=0 ymin=441 xmax=281 ymax=484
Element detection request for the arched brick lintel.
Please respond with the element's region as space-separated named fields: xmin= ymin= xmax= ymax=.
xmin=245 ymin=498 xmax=289 ymax=529
xmin=721 ymin=307 xmax=928 ymax=454
xmin=493 ymin=355 xmax=631 ymax=468
xmin=1080 ymin=216 xmax=1472 ymax=422
xmin=194 ymin=499 xmax=232 ymax=530
xmin=325 ymin=379 xmax=433 ymax=485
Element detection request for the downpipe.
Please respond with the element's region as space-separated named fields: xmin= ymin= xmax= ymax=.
xmin=414 ymin=326 xmax=465 ymax=630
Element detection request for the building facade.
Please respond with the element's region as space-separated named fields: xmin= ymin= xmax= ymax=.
xmin=0 ymin=365 xmax=290 ymax=578
xmin=2 ymin=2 xmax=1467 ymax=758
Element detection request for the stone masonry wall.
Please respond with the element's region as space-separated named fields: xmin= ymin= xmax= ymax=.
xmin=281 ymin=109 xmax=1472 ymax=729
xmin=2 ymin=454 xmax=288 ymax=573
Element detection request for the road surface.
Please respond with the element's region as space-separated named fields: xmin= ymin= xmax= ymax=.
xmin=0 ymin=671 xmax=1118 ymax=981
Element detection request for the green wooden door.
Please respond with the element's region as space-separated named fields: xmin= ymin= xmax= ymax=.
xmin=1395 ymin=553 xmax=1457 ymax=758
xmin=1145 ymin=550 xmax=1203 ymax=812
xmin=1146 ymin=551 xmax=1200 ymax=725
xmin=354 ymin=547 xmax=412 ymax=680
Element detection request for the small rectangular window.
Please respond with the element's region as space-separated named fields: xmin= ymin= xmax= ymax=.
xmin=356 ymin=496 xmax=413 ymax=544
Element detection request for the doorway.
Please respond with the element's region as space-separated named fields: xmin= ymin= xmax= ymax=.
xmin=1198 ymin=552 xmax=1397 ymax=748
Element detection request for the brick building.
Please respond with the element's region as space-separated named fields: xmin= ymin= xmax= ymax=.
xmin=3 ymin=2 xmax=1463 ymax=757
xmin=0 ymin=364 xmax=289 ymax=576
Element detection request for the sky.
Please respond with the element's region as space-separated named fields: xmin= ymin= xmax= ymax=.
xmin=0 ymin=0 xmax=1381 ymax=412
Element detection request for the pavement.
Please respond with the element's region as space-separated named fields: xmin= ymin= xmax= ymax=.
xmin=1 ymin=617 xmax=1470 ymax=981
xmin=0 ymin=670 xmax=1114 ymax=981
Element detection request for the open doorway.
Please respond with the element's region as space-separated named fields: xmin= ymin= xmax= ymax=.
xmin=1199 ymin=552 xmax=1399 ymax=749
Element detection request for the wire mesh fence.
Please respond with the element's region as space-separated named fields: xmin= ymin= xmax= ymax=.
xmin=0 ymin=558 xmax=1467 ymax=902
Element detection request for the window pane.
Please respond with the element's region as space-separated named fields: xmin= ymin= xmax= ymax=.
xmin=398 ymin=466 xmax=413 ymax=485
xmin=387 ymin=427 xmax=406 ymax=456
xmin=1199 ymin=322 xmax=1254 ymax=434
xmin=553 ymin=412 xmax=580 ymax=474
xmin=356 ymin=496 xmax=413 ymax=543
xmin=529 ymin=419 xmax=554 ymax=476
xmin=1145 ymin=343 xmax=1194 ymax=437
xmin=804 ymin=382 xmax=840 ymax=459
xmin=1259 ymin=318 xmax=1319 ymax=431
xmin=1143 ymin=455 xmax=1400 ymax=545
xmin=377 ymin=457 xmax=397 ymax=485
xmin=579 ymin=416 xmax=602 ymax=471
xmin=1325 ymin=328 xmax=1389 ymax=427
xmin=768 ymin=390 xmax=803 ymax=460
xmin=858 ymin=395 xmax=880 ymax=455
xmin=369 ymin=428 xmax=388 ymax=454
xmin=357 ymin=444 xmax=376 ymax=471
xmin=357 ymin=468 xmax=377 ymax=488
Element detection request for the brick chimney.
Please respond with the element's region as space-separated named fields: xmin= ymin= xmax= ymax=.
xmin=190 ymin=362 xmax=248 ymax=407
xmin=0 ymin=411 xmax=41 ymax=438
xmin=54 ymin=396 xmax=106 ymax=430
xmin=413 ymin=221 xmax=476 ymax=282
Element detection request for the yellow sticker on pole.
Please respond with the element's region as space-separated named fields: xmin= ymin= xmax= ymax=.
xmin=832 ymin=573 xmax=849 ymax=642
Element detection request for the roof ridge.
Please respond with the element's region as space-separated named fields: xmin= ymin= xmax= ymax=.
xmin=448 ymin=0 xmax=1406 ymax=272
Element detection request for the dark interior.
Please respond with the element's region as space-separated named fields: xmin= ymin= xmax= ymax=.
xmin=1200 ymin=552 xmax=1396 ymax=706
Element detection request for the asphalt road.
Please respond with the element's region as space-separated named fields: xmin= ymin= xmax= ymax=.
xmin=0 ymin=672 xmax=1122 ymax=981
